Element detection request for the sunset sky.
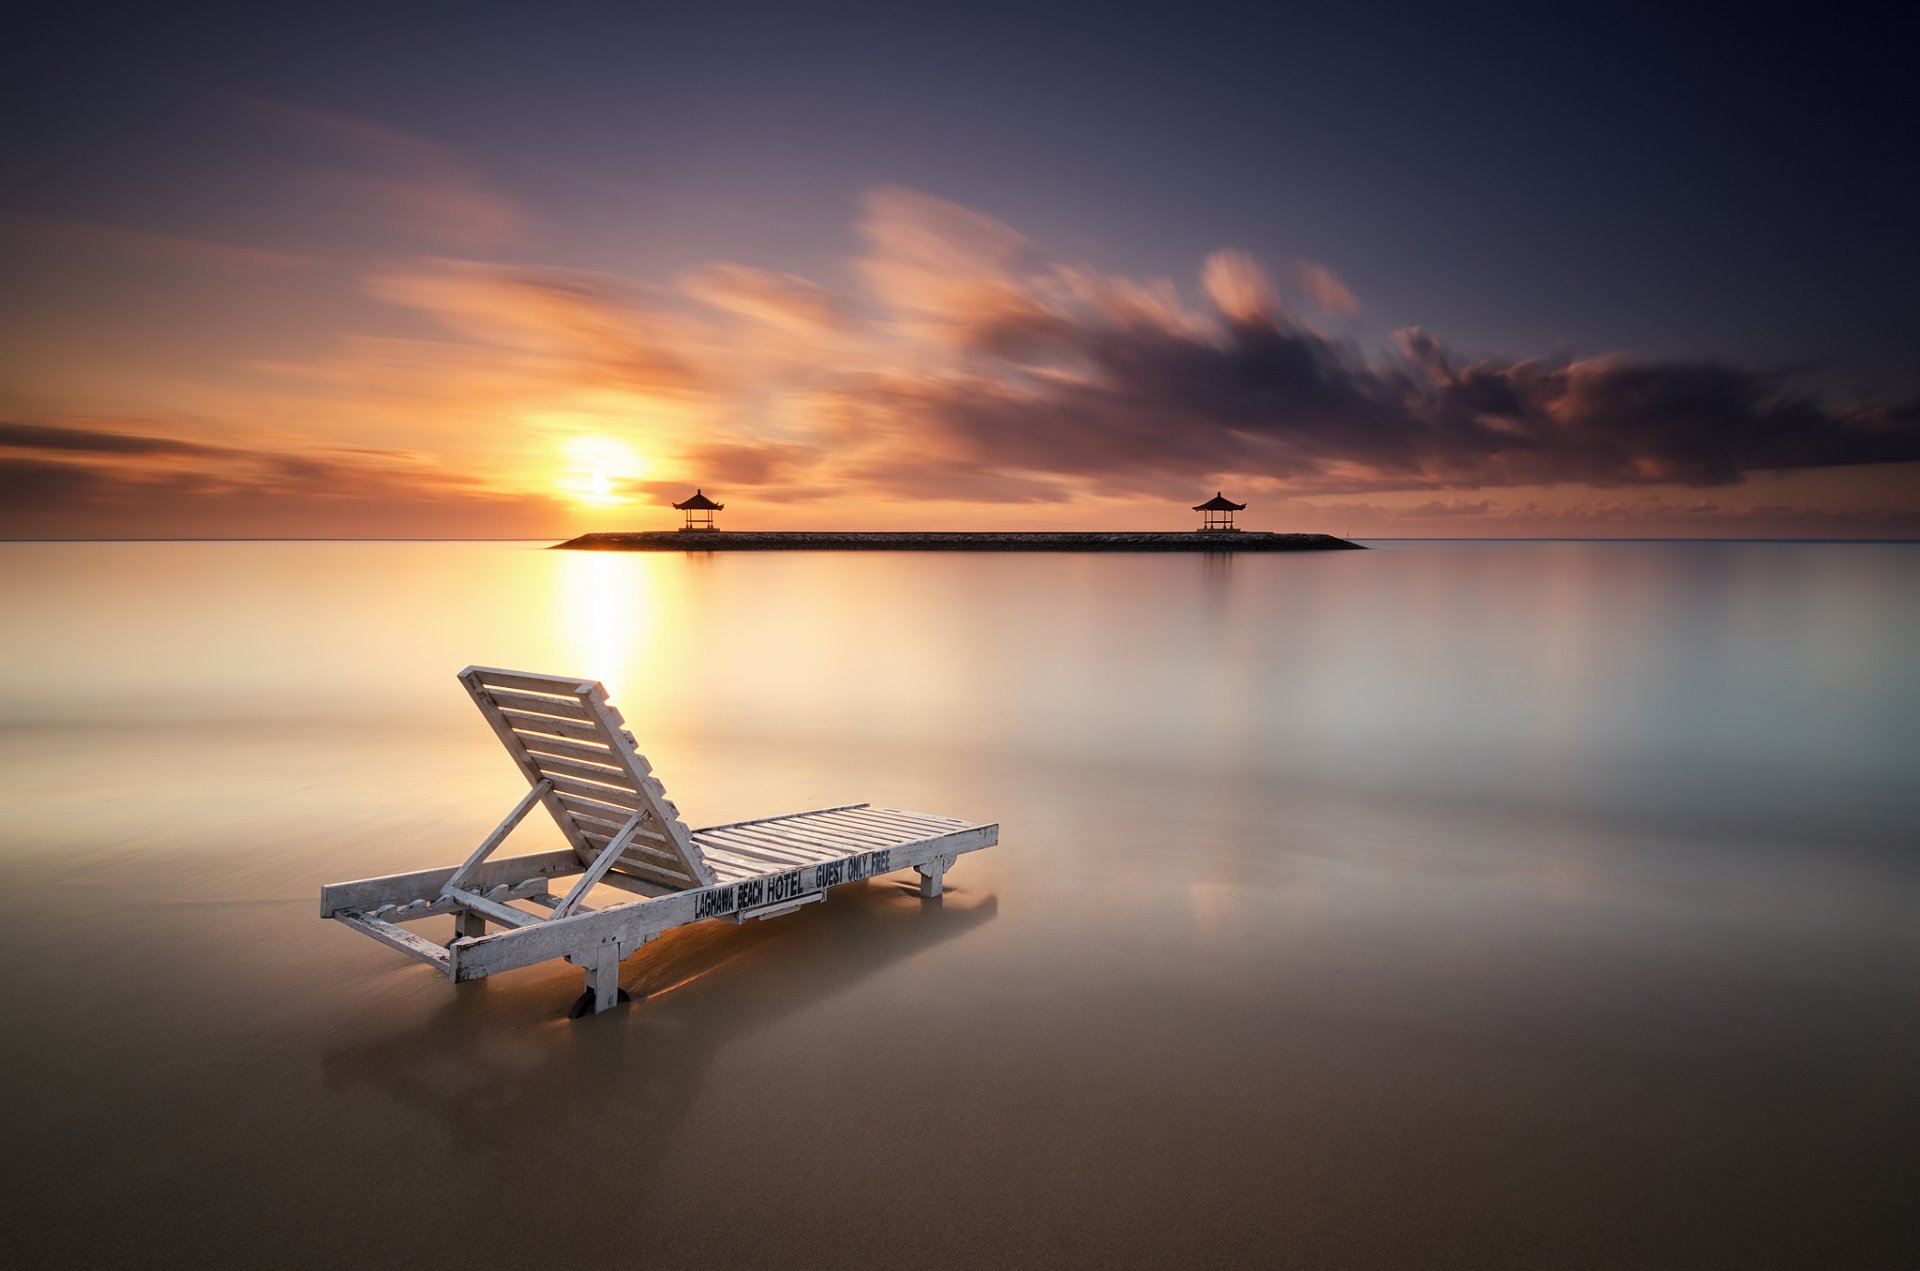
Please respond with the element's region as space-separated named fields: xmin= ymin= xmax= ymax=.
xmin=4 ymin=2 xmax=1914 ymax=538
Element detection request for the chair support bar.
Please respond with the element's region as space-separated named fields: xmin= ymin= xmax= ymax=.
xmin=549 ymin=811 xmax=645 ymax=920
xmin=443 ymin=779 xmax=552 ymax=894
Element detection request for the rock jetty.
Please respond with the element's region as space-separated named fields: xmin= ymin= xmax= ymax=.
xmin=553 ymin=531 xmax=1363 ymax=552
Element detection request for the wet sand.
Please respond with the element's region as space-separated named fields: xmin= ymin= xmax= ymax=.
xmin=1 ymin=541 xmax=1915 ymax=1268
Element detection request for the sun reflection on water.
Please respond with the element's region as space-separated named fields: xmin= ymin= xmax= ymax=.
xmin=554 ymin=548 xmax=661 ymax=692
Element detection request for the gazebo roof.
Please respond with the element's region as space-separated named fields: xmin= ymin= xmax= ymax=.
xmin=1193 ymin=492 xmax=1246 ymax=512
xmin=672 ymin=489 xmax=724 ymax=511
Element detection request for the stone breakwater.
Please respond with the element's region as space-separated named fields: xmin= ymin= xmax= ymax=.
xmin=554 ymin=531 xmax=1365 ymax=552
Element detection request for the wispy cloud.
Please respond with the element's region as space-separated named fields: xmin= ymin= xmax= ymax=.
xmin=247 ymin=98 xmax=525 ymax=248
xmin=1287 ymin=259 xmax=1360 ymax=317
xmin=1202 ymin=249 xmax=1283 ymax=325
xmin=364 ymin=260 xmax=712 ymax=397
xmin=678 ymin=263 xmax=847 ymax=336
xmin=0 ymin=215 xmax=309 ymax=271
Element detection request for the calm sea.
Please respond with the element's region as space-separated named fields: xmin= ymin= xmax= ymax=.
xmin=1 ymin=540 xmax=1915 ymax=1267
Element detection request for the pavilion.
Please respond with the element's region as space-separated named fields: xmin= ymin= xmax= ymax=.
xmin=1193 ymin=492 xmax=1246 ymax=532
xmin=672 ymin=489 xmax=724 ymax=531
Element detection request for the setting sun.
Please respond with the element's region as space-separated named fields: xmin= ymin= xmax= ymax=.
xmin=556 ymin=434 xmax=646 ymax=507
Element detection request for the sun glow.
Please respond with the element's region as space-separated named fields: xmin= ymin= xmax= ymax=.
xmin=557 ymin=434 xmax=646 ymax=506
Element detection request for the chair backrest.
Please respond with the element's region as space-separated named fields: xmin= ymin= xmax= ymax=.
xmin=458 ymin=666 xmax=716 ymax=892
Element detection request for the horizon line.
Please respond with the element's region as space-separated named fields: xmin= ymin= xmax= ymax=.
xmin=4 ymin=535 xmax=1918 ymax=545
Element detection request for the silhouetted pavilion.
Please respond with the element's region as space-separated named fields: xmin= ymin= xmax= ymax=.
xmin=673 ymin=489 xmax=724 ymax=531
xmin=1193 ymin=492 xmax=1246 ymax=532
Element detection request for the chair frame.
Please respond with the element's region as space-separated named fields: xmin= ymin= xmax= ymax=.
xmin=320 ymin=667 xmax=998 ymax=1015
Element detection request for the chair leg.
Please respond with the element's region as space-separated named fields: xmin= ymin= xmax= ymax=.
xmin=916 ymin=855 xmax=954 ymax=899
xmin=569 ymin=943 xmax=630 ymax=1018
xmin=453 ymin=911 xmax=487 ymax=941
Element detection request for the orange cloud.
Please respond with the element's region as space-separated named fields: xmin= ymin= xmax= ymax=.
xmin=1201 ymin=249 xmax=1282 ymax=325
xmin=1288 ymin=259 xmax=1360 ymax=317
xmin=678 ymin=263 xmax=846 ymax=335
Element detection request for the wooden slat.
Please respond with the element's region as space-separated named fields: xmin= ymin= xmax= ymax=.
xmin=608 ymin=860 xmax=694 ymax=887
xmin=761 ymin=815 xmax=902 ymax=849
xmin=548 ymin=776 xmax=644 ymax=809
xmin=443 ymin=886 xmax=547 ymax=929
xmin=366 ymin=876 xmax=555 ymax=924
xmin=577 ymin=823 xmax=670 ymax=853
xmin=465 ymin=667 xmax=599 ymax=697
xmin=806 ymin=808 xmax=933 ymax=836
xmin=845 ymin=807 xmax=967 ymax=834
xmin=486 ymin=690 xmax=594 ymax=721
xmin=557 ymin=792 xmax=647 ymax=830
xmin=701 ymin=813 xmax=872 ymax=849
xmin=335 ymin=914 xmax=453 ymax=970
xmin=706 ymin=858 xmax=763 ymax=883
xmin=696 ymin=824 xmax=826 ymax=856
xmin=713 ymin=818 xmax=882 ymax=855
xmin=692 ymin=846 xmax=766 ymax=874
xmin=702 ymin=825 xmax=845 ymax=863
xmin=686 ymin=840 xmax=788 ymax=874
xmin=497 ymin=709 xmax=605 ymax=742
xmin=694 ymin=831 xmax=829 ymax=867
xmin=695 ymin=828 xmax=828 ymax=866
xmin=695 ymin=803 xmax=871 ymax=833
xmin=321 ymin=849 xmax=582 ymax=919
xmin=578 ymin=828 xmax=688 ymax=872
xmin=782 ymin=809 xmax=914 ymax=839
xmin=729 ymin=821 xmax=875 ymax=852
xmin=736 ymin=892 xmax=827 ymax=923
xmin=801 ymin=811 xmax=932 ymax=844
xmin=525 ymin=754 xmax=637 ymax=790
xmin=516 ymin=732 xmax=635 ymax=769
xmin=578 ymin=832 xmax=679 ymax=865
xmin=575 ymin=810 xmax=667 ymax=841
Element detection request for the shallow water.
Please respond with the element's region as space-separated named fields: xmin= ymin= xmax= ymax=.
xmin=1 ymin=540 xmax=1915 ymax=1268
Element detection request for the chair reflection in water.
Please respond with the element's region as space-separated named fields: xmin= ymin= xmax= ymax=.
xmin=320 ymin=667 xmax=1000 ymax=1017
xmin=324 ymin=883 xmax=999 ymax=1170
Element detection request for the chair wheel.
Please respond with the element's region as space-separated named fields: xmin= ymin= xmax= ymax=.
xmin=567 ymin=986 xmax=633 ymax=1018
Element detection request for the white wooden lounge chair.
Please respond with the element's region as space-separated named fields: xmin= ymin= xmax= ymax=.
xmin=321 ymin=667 xmax=999 ymax=1016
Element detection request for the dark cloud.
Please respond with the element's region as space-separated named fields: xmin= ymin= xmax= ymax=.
xmin=0 ymin=421 xmax=229 ymax=458
xmin=674 ymin=440 xmax=805 ymax=487
xmin=0 ymin=434 xmax=558 ymax=537
xmin=905 ymin=302 xmax=1920 ymax=496
xmin=0 ymin=455 xmax=118 ymax=503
